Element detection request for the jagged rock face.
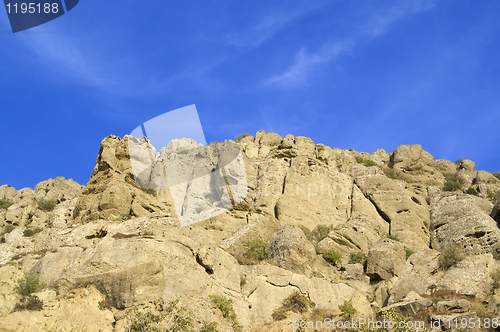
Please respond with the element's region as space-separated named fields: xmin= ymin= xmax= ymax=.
xmin=1 ymin=130 xmax=500 ymax=331
xmin=73 ymin=135 xmax=173 ymax=223
xmin=430 ymin=194 xmax=500 ymax=255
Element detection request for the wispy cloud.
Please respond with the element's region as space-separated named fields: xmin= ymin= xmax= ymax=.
xmin=262 ymin=42 xmax=350 ymax=87
xmin=263 ymin=0 xmax=437 ymax=88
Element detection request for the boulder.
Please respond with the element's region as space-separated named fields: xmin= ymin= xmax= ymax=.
xmin=269 ymin=225 xmax=316 ymax=275
xmin=435 ymin=299 xmax=471 ymax=313
xmin=430 ymin=194 xmax=500 ymax=255
xmin=366 ymin=239 xmax=406 ymax=281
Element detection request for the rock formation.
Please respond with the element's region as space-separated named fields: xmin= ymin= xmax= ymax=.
xmin=0 ymin=130 xmax=499 ymax=331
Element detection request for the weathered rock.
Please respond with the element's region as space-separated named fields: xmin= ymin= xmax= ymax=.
xmin=341 ymin=263 xmax=366 ymax=281
xmin=366 ymin=239 xmax=406 ymax=281
xmin=430 ymin=194 xmax=500 ymax=255
xmin=380 ymin=291 xmax=432 ymax=318
xmin=316 ymin=214 xmax=387 ymax=257
xmin=435 ymin=299 xmax=471 ymax=313
xmin=355 ymin=174 xmax=430 ymax=251
xmin=435 ymin=159 xmax=457 ymax=174
xmin=34 ymin=177 xmax=83 ymax=203
xmin=437 ymin=254 xmax=496 ymax=297
xmin=269 ymin=225 xmax=316 ymax=275
xmin=492 ymin=202 xmax=500 ymax=223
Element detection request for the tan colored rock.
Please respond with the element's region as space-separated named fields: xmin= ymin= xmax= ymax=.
xmin=269 ymin=225 xmax=316 ymax=275
xmin=437 ymin=254 xmax=496 ymax=297
xmin=34 ymin=177 xmax=83 ymax=203
xmin=435 ymin=159 xmax=457 ymax=174
xmin=366 ymin=239 xmax=406 ymax=281
xmin=435 ymin=299 xmax=471 ymax=313
xmin=355 ymin=174 xmax=430 ymax=251
xmin=430 ymin=194 xmax=500 ymax=255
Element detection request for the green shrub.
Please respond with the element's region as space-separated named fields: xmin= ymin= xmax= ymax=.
xmin=0 ymin=198 xmax=13 ymax=209
xmin=405 ymin=248 xmax=415 ymax=260
xmin=23 ymin=228 xmax=42 ymax=237
xmin=140 ymin=188 xmax=157 ymax=197
xmin=487 ymin=190 xmax=500 ymax=202
xmin=13 ymin=294 xmax=43 ymax=312
xmin=466 ymin=187 xmax=479 ymax=196
xmin=356 ymin=157 xmax=377 ymax=167
xmin=1 ymin=224 xmax=15 ymax=236
xmin=493 ymin=251 xmax=500 ymax=261
xmin=14 ymin=272 xmax=46 ymax=296
xmin=312 ymin=224 xmax=333 ymax=242
xmin=283 ymin=291 xmax=312 ymax=313
xmin=493 ymin=172 xmax=500 ymax=181
xmin=439 ymin=246 xmax=463 ymax=270
xmin=442 ymin=172 xmax=463 ymax=192
xmin=349 ymin=252 xmax=366 ymax=265
xmin=382 ymin=167 xmax=411 ymax=182
xmin=128 ymin=300 xmax=195 ymax=332
xmin=271 ymin=306 xmax=288 ymax=321
xmin=201 ymin=321 xmax=219 ymax=332
xmin=323 ymin=250 xmax=342 ymax=266
xmin=235 ymin=133 xmax=251 ymax=141
xmin=299 ymin=225 xmax=314 ymax=242
xmin=243 ymin=240 xmax=269 ymax=261
xmin=209 ymin=295 xmax=240 ymax=331
xmin=128 ymin=307 xmax=165 ymax=332
xmin=455 ymin=159 xmax=464 ymax=166
xmin=339 ymin=300 xmax=356 ymax=320
xmin=37 ymin=199 xmax=57 ymax=212
xmin=387 ymin=234 xmax=400 ymax=242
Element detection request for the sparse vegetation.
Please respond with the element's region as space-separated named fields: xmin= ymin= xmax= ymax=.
xmin=312 ymin=224 xmax=333 ymax=242
xmin=356 ymin=157 xmax=378 ymax=167
xmin=209 ymin=295 xmax=240 ymax=331
xmin=339 ymin=300 xmax=356 ymax=320
xmin=442 ymin=172 xmax=462 ymax=192
xmin=127 ymin=300 xmax=194 ymax=332
xmin=387 ymin=234 xmax=400 ymax=242
xmin=299 ymin=225 xmax=314 ymax=242
xmin=23 ymin=227 xmax=42 ymax=237
xmin=405 ymin=248 xmax=415 ymax=260
xmin=272 ymin=291 xmax=313 ymax=321
xmin=235 ymin=133 xmax=251 ymax=141
xmin=487 ymin=190 xmax=500 ymax=202
xmin=141 ymin=188 xmax=157 ymax=197
xmin=37 ymin=199 xmax=57 ymax=212
xmin=1 ymin=224 xmax=15 ymax=236
xmin=493 ymin=251 xmax=500 ymax=261
xmin=14 ymin=272 xmax=47 ymax=296
xmin=353 ymin=308 xmax=413 ymax=331
xmin=239 ymin=278 xmax=246 ymax=288
xmin=493 ymin=172 xmax=500 ymax=181
xmin=382 ymin=167 xmax=412 ymax=182
xmin=455 ymin=159 xmax=464 ymax=166
xmin=142 ymin=230 xmax=154 ymax=236
xmin=0 ymin=198 xmax=13 ymax=209
xmin=425 ymin=180 xmax=441 ymax=187
xmin=466 ymin=187 xmax=479 ymax=196
xmin=201 ymin=321 xmax=219 ymax=332
xmin=323 ymin=249 xmax=342 ymax=266
xmin=243 ymin=240 xmax=270 ymax=261
xmin=13 ymin=294 xmax=43 ymax=311
xmin=439 ymin=246 xmax=463 ymax=270
xmin=349 ymin=251 xmax=366 ymax=265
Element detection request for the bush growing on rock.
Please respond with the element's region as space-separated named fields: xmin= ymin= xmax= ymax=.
xmin=438 ymin=246 xmax=463 ymax=270
xmin=312 ymin=224 xmax=333 ymax=242
xmin=299 ymin=225 xmax=314 ymax=242
xmin=127 ymin=300 xmax=195 ymax=332
xmin=14 ymin=272 xmax=46 ymax=296
xmin=493 ymin=172 xmax=500 ymax=180
xmin=442 ymin=173 xmax=463 ymax=192
xmin=235 ymin=133 xmax=251 ymax=141
xmin=356 ymin=157 xmax=377 ymax=167
xmin=0 ymin=198 xmax=13 ymax=209
xmin=37 ymin=199 xmax=57 ymax=211
xmin=382 ymin=167 xmax=412 ymax=182
xmin=323 ymin=250 xmax=342 ymax=266
xmin=272 ymin=291 xmax=313 ymax=321
xmin=405 ymin=248 xmax=415 ymax=260
xmin=201 ymin=321 xmax=219 ymax=332
xmin=349 ymin=252 xmax=366 ymax=265
xmin=243 ymin=240 xmax=270 ymax=261
xmin=209 ymin=295 xmax=240 ymax=331
xmin=13 ymin=294 xmax=43 ymax=312
xmin=1 ymin=224 xmax=15 ymax=236
xmin=466 ymin=187 xmax=479 ymax=196
xmin=23 ymin=227 xmax=42 ymax=237
xmin=339 ymin=300 xmax=356 ymax=320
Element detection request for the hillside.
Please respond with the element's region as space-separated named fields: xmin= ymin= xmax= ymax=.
xmin=0 ymin=130 xmax=500 ymax=331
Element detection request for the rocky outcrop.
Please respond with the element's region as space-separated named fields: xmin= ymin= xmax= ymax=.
xmin=430 ymin=193 xmax=500 ymax=255
xmin=1 ymin=130 xmax=500 ymax=331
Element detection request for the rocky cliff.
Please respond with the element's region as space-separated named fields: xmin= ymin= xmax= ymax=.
xmin=0 ymin=131 xmax=499 ymax=331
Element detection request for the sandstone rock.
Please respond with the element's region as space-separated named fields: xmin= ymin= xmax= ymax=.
xmin=34 ymin=177 xmax=83 ymax=203
xmin=316 ymin=214 xmax=387 ymax=257
xmin=390 ymin=144 xmax=443 ymax=184
xmin=437 ymin=254 xmax=496 ymax=297
xmin=388 ymin=248 xmax=440 ymax=303
xmin=366 ymin=239 xmax=406 ymax=281
xmin=430 ymin=194 xmax=500 ymax=255
xmin=491 ymin=202 xmax=500 ymax=223
xmin=269 ymin=225 xmax=316 ymax=275
xmin=355 ymin=174 xmax=430 ymax=251
xmin=435 ymin=159 xmax=457 ymax=174
xmin=380 ymin=291 xmax=432 ymax=318
xmin=341 ymin=263 xmax=365 ymax=281
xmin=435 ymin=299 xmax=471 ymax=313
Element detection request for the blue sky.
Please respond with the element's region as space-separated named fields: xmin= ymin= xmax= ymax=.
xmin=1 ymin=0 xmax=499 ymax=189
